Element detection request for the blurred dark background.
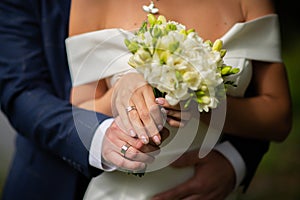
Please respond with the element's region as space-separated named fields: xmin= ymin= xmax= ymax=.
xmin=1 ymin=1 xmax=300 ymax=199
xmin=241 ymin=1 xmax=300 ymax=199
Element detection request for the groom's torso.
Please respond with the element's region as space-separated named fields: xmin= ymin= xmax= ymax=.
xmin=2 ymin=1 xmax=91 ymax=200
xmin=40 ymin=0 xmax=72 ymax=99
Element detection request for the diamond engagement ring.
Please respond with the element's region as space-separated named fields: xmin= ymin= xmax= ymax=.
xmin=120 ymin=143 xmax=131 ymax=157
xmin=125 ymin=105 xmax=137 ymax=113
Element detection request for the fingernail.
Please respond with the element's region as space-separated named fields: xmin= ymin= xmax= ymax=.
xmin=141 ymin=135 xmax=149 ymax=144
xmin=158 ymin=124 xmax=163 ymax=131
xmin=153 ymin=135 xmax=161 ymax=145
xmin=130 ymin=130 xmax=136 ymax=137
xmin=160 ymin=107 xmax=166 ymax=114
xmin=155 ymin=98 xmax=165 ymax=105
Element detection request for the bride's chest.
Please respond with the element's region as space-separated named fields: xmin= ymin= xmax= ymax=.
xmin=77 ymin=0 xmax=245 ymax=41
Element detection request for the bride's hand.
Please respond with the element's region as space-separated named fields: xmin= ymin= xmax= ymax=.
xmin=112 ymin=73 xmax=165 ymax=145
xmin=155 ymin=98 xmax=192 ymax=128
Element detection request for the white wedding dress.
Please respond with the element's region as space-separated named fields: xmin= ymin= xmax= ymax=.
xmin=66 ymin=14 xmax=282 ymax=200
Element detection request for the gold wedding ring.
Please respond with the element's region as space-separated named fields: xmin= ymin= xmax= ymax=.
xmin=125 ymin=105 xmax=137 ymax=113
xmin=120 ymin=143 xmax=131 ymax=157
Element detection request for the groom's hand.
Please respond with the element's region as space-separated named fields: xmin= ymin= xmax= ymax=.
xmin=102 ymin=120 xmax=151 ymax=171
xmin=139 ymin=126 xmax=170 ymax=154
xmin=101 ymin=120 xmax=168 ymax=171
xmin=151 ymin=150 xmax=235 ymax=200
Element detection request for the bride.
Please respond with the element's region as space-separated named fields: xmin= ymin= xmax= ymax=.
xmin=66 ymin=0 xmax=291 ymax=199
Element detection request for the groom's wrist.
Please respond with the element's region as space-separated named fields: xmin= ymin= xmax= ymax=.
xmin=214 ymin=141 xmax=246 ymax=190
xmin=89 ymin=118 xmax=117 ymax=171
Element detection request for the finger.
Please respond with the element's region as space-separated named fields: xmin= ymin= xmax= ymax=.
xmin=111 ymin=74 xmax=148 ymax=138
xmin=103 ymin=125 xmax=154 ymax=166
xmin=166 ymin=109 xmax=191 ymax=121
xmin=132 ymin=94 xmax=161 ymax=145
xmin=110 ymin=121 xmax=158 ymax=162
xmin=139 ymin=128 xmax=170 ymax=155
xmin=143 ymin=87 xmax=165 ymax=129
xmin=115 ymin=102 xmax=137 ymax=137
xmin=102 ymin=134 xmax=146 ymax=171
xmin=126 ymin=102 xmax=150 ymax=144
xmin=155 ymin=97 xmax=183 ymax=111
xmin=104 ymin=150 xmax=147 ymax=171
xmin=123 ymin=145 xmax=155 ymax=164
xmin=166 ymin=117 xmax=186 ymax=128
xmin=156 ymin=98 xmax=191 ymax=127
xmin=149 ymin=105 xmax=165 ymax=130
xmin=105 ymin=119 xmax=144 ymax=149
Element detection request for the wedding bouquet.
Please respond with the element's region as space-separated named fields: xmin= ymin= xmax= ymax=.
xmin=125 ymin=14 xmax=239 ymax=112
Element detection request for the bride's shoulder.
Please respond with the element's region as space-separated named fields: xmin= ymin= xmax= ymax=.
xmin=240 ymin=0 xmax=276 ymax=22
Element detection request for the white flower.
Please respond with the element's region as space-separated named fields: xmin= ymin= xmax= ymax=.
xmin=182 ymin=71 xmax=201 ymax=90
xmin=124 ymin=14 xmax=240 ymax=112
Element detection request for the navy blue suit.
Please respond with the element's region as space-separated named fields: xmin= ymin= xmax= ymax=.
xmin=0 ymin=0 xmax=107 ymax=199
xmin=0 ymin=0 xmax=269 ymax=199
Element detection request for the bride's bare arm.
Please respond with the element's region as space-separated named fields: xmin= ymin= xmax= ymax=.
xmin=70 ymin=79 xmax=113 ymax=116
xmin=189 ymin=63 xmax=292 ymax=142
xmin=223 ymin=62 xmax=292 ymax=141
xmin=215 ymin=0 xmax=292 ymax=141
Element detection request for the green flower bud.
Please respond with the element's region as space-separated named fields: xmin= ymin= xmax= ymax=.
xmin=159 ymin=51 xmax=169 ymax=64
xmin=128 ymin=57 xmax=137 ymax=68
xmin=166 ymin=23 xmax=177 ymax=32
xmin=124 ymin=39 xmax=131 ymax=48
xmin=196 ymin=90 xmax=205 ymax=96
xmin=201 ymin=85 xmax=208 ymax=91
xmin=179 ymin=29 xmax=187 ymax=36
xmin=157 ymin=15 xmax=167 ymax=24
xmin=212 ymin=39 xmax=223 ymax=51
xmin=124 ymin=40 xmax=139 ymax=53
xmin=204 ymin=40 xmax=213 ymax=47
xmin=221 ymin=66 xmax=232 ymax=75
xmin=138 ymin=49 xmax=151 ymax=61
xmin=138 ymin=21 xmax=148 ymax=33
xmin=196 ymin=96 xmax=210 ymax=104
xmin=186 ymin=28 xmax=195 ymax=34
xmin=220 ymin=49 xmax=227 ymax=58
xmin=230 ymin=67 xmax=240 ymax=74
xmin=147 ymin=14 xmax=157 ymax=26
xmin=201 ymin=96 xmax=211 ymax=104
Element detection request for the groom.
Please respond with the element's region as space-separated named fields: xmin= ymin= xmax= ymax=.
xmin=0 ymin=0 xmax=269 ymax=200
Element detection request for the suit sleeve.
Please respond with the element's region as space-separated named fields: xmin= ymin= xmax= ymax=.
xmin=221 ymin=135 xmax=269 ymax=192
xmin=0 ymin=0 xmax=107 ymax=177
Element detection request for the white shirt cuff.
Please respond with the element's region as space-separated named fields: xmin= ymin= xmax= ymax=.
xmin=89 ymin=118 xmax=117 ymax=171
xmin=214 ymin=141 xmax=246 ymax=190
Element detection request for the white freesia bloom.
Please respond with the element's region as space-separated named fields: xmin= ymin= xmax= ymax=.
xmin=125 ymin=14 xmax=239 ymax=112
